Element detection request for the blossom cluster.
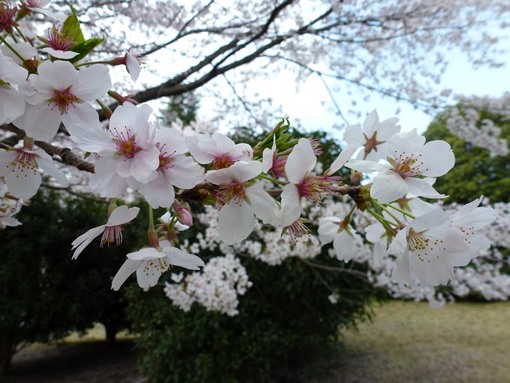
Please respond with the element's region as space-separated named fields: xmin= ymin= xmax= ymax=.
xmin=445 ymin=95 xmax=510 ymax=156
xmin=0 ymin=2 xmax=501 ymax=316
xmin=164 ymin=253 xmax=252 ymax=316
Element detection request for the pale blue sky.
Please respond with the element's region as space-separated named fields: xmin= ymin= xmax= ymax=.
xmin=253 ymin=49 xmax=509 ymax=139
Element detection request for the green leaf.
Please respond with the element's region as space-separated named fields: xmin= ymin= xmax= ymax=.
xmin=69 ymin=37 xmax=105 ymax=63
xmin=61 ymin=11 xmax=85 ymax=44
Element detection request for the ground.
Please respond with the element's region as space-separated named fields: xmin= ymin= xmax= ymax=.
xmin=3 ymin=301 xmax=510 ymax=383
xmin=3 ymin=341 xmax=144 ymax=383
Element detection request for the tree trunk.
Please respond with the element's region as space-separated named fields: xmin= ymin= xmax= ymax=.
xmin=103 ymin=320 xmax=118 ymax=345
xmin=0 ymin=332 xmax=15 ymax=375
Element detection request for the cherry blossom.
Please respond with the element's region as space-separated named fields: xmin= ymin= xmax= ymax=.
xmin=111 ymin=241 xmax=204 ymax=290
xmin=0 ymin=198 xmax=22 ymax=229
xmin=278 ymin=138 xmax=342 ymax=228
xmin=0 ymin=145 xmax=68 ymax=199
xmin=0 ymin=40 xmax=37 ymax=65
xmin=0 ymin=52 xmax=28 ymax=124
xmin=165 ymin=253 xmax=251 ymax=316
xmin=21 ymin=60 xmax=111 ymax=141
xmin=447 ymin=197 xmax=496 ymax=258
xmin=347 ymin=130 xmax=455 ymax=203
xmin=111 ymin=50 xmax=144 ymax=81
xmin=342 ymin=109 xmax=400 ymax=161
xmin=138 ymin=128 xmax=204 ymax=209
xmin=318 ymin=216 xmax=363 ymax=262
xmin=205 ymin=160 xmax=277 ymax=245
xmin=67 ymin=103 xmax=160 ymax=197
xmin=388 ymin=208 xmax=471 ymax=286
xmin=0 ymin=2 xmax=17 ymax=33
xmin=186 ymin=133 xmax=252 ymax=169
xmin=262 ymin=137 xmax=287 ymax=177
xmin=40 ymin=24 xmax=79 ymax=59
xmin=71 ymin=205 xmax=140 ymax=259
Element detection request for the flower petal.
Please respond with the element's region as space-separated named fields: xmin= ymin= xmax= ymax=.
xmin=107 ymin=205 xmax=140 ymax=226
xmin=285 ymin=138 xmax=316 ymax=184
xmin=111 ymin=259 xmax=141 ymax=290
xmin=218 ymin=200 xmax=255 ymax=245
xmin=371 ymin=171 xmax=408 ymax=203
xmin=71 ymin=225 xmax=105 ymax=259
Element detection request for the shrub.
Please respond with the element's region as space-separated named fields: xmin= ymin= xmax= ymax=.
xmin=127 ymin=251 xmax=380 ymax=383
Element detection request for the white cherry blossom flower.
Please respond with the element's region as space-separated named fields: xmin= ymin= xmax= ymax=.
xmin=447 ymin=197 xmax=496 ymax=258
xmin=71 ymin=205 xmax=140 ymax=259
xmin=343 ymin=109 xmax=400 ymax=161
xmin=346 ymin=129 xmax=455 ymax=203
xmin=0 ymin=146 xmax=68 ymax=199
xmin=67 ymin=103 xmax=161 ymax=197
xmin=125 ymin=51 xmax=143 ymax=81
xmin=0 ymin=197 xmax=22 ymax=229
xmin=205 ymin=160 xmax=277 ymax=245
xmin=111 ymin=241 xmax=204 ymax=290
xmin=22 ymin=60 xmax=110 ymax=141
xmin=1 ymin=40 xmax=37 ymax=65
xmin=278 ymin=138 xmax=342 ymax=228
xmin=262 ymin=136 xmax=288 ymax=177
xmin=318 ymin=216 xmax=363 ymax=262
xmin=0 ymin=52 xmax=29 ymax=124
xmin=186 ymin=133 xmax=252 ymax=169
xmin=138 ymin=128 xmax=204 ymax=208
xmin=40 ymin=24 xmax=79 ymax=59
xmin=388 ymin=208 xmax=471 ymax=286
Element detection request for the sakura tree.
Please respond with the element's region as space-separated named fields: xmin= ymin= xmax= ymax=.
xmin=0 ymin=1 xmax=506 ymax=315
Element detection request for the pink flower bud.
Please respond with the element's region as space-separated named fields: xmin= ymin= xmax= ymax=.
xmin=173 ymin=201 xmax=193 ymax=227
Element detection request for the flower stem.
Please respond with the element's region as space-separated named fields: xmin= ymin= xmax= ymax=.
xmin=0 ymin=35 xmax=26 ymax=64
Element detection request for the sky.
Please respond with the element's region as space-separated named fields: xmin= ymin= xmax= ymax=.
xmin=246 ymin=48 xmax=510 ymax=139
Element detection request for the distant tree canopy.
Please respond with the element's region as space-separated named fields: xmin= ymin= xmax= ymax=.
xmin=424 ymin=108 xmax=510 ymax=204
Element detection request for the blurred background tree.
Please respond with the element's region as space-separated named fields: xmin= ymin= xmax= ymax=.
xmin=424 ymin=102 xmax=510 ymax=204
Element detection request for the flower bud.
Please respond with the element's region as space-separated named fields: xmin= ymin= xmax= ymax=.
xmin=172 ymin=201 xmax=193 ymax=227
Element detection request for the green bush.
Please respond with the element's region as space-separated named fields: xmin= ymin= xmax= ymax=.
xmin=127 ymin=251 xmax=380 ymax=383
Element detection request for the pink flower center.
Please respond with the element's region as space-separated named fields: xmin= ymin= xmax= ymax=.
xmin=0 ymin=4 xmax=17 ymax=33
xmin=363 ymin=132 xmax=385 ymax=156
xmin=156 ymin=143 xmax=175 ymax=171
xmin=389 ymin=152 xmax=425 ymax=178
xmin=50 ymin=87 xmax=80 ymax=114
xmin=213 ymin=154 xmax=235 ymax=169
xmin=7 ymin=150 xmax=38 ymax=175
xmin=270 ymin=154 xmax=287 ymax=178
xmin=112 ymin=127 xmax=139 ymax=158
xmin=407 ymin=228 xmax=443 ymax=263
xmin=217 ymin=180 xmax=246 ymax=206
xmin=48 ymin=25 xmax=74 ymax=51
xmin=297 ymin=175 xmax=341 ymax=203
xmin=286 ymin=220 xmax=310 ymax=242
xmin=100 ymin=225 xmax=123 ymax=247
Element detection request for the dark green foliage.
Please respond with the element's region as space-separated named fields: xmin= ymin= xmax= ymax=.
xmin=127 ymin=253 xmax=379 ymax=383
xmin=162 ymin=93 xmax=200 ymax=127
xmin=424 ymin=108 xmax=510 ymax=204
xmin=0 ymin=190 xmax=145 ymax=373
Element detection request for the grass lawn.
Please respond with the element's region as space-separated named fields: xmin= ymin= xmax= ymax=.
xmin=321 ymin=300 xmax=510 ymax=383
xmin=5 ymin=301 xmax=510 ymax=383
